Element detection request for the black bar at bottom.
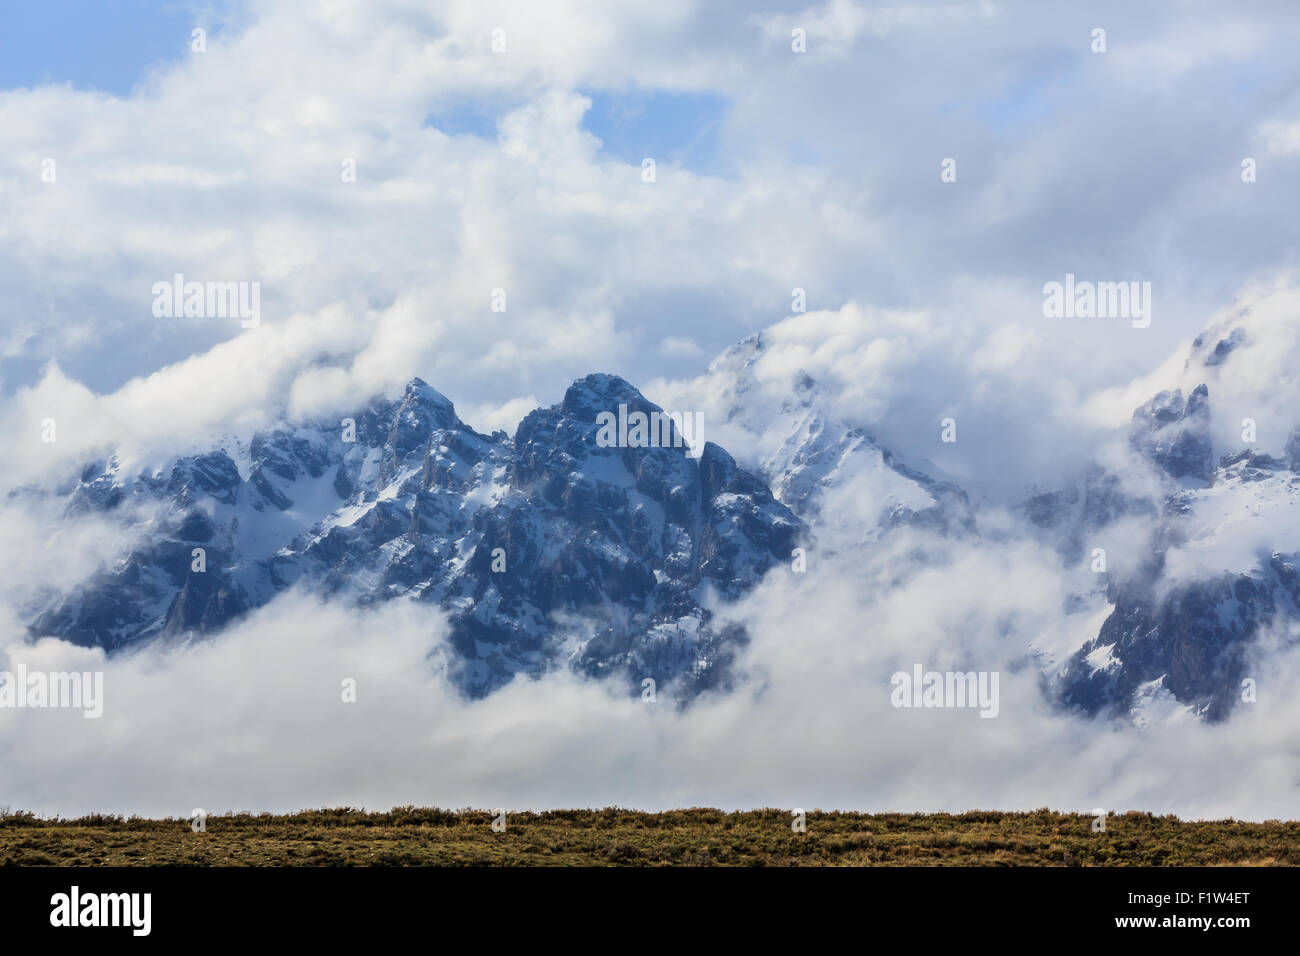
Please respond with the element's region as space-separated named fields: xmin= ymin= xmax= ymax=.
xmin=0 ymin=865 xmax=1280 ymax=942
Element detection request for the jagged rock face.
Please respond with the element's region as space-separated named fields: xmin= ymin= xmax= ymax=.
xmin=1129 ymin=384 xmax=1214 ymax=484
xmin=1050 ymin=381 xmax=1300 ymax=722
xmin=1192 ymin=326 xmax=1247 ymax=367
xmin=1218 ymin=447 xmax=1287 ymax=480
xmin=28 ymin=375 xmax=801 ymax=699
xmin=1058 ymin=566 xmax=1277 ymax=722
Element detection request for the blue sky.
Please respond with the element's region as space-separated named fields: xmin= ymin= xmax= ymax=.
xmin=580 ymin=88 xmax=730 ymax=175
xmin=0 ymin=1 xmax=233 ymax=95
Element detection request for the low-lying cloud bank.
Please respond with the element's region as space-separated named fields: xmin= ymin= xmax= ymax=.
xmin=4 ymin=523 xmax=1296 ymax=820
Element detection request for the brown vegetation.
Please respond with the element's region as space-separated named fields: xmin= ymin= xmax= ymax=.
xmin=2 ymin=807 xmax=1297 ymax=866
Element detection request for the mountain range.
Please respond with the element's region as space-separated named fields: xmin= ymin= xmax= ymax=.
xmin=16 ymin=321 xmax=1299 ymax=721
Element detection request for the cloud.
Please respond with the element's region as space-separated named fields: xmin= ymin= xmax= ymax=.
xmin=1083 ymin=275 xmax=1300 ymax=454
xmin=4 ymin=0 xmax=1299 ymax=431
xmin=658 ymin=336 xmax=705 ymax=359
xmin=4 ymin=527 xmax=1299 ymax=820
